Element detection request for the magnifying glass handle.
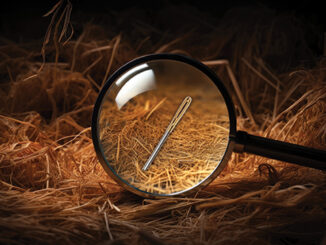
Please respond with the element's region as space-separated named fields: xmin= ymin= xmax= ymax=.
xmin=233 ymin=131 xmax=326 ymax=170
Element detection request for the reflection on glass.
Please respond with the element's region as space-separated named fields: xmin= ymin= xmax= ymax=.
xmin=99 ymin=60 xmax=229 ymax=195
xmin=114 ymin=64 xmax=156 ymax=109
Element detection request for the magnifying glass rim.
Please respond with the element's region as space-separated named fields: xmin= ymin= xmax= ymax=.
xmin=92 ymin=53 xmax=237 ymax=198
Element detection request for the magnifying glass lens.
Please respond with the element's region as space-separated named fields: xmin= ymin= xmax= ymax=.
xmin=98 ymin=59 xmax=230 ymax=195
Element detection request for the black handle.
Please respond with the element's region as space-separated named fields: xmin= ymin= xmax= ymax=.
xmin=232 ymin=131 xmax=326 ymax=171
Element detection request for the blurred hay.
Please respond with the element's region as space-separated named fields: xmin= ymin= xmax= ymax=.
xmin=1 ymin=3 xmax=326 ymax=245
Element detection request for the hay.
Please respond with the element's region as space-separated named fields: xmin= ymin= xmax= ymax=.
xmin=99 ymin=77 xmax=229 ymax=194
xmin=1 ymin=3 xmax=326 ymax=245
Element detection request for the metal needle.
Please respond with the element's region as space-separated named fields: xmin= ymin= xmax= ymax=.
xmin=142 ymin=96 xmax=192 ymax=171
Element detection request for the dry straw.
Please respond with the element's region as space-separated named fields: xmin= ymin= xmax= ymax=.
xmin=0 ymin=2 xmax=326 ymax=245
xmin=99 ymin=80 xmax=229 ymax=194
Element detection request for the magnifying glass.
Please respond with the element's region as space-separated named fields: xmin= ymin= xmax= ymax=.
xmin=92 ymin=54 xmax=326 ymax=198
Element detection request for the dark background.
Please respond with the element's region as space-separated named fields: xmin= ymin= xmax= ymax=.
xmin=0 ymin=0 xmax=325 ymax=45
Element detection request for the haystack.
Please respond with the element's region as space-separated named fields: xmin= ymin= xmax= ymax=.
xmin=0 ymin=2 xmax=325 ymax=244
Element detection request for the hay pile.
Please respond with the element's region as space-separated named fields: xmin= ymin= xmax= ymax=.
xmin=99 ymin=69 xmax=229 ymax=195
xmin=1 ymin=3 xmax=326 ymax=245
